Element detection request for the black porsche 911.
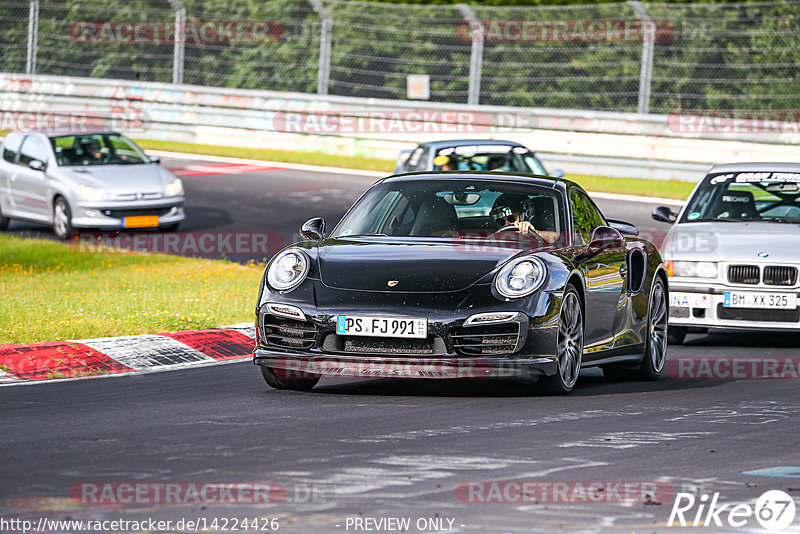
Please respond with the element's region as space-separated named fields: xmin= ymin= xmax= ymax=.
xmin=253 ymin=171 xmax=668 ymax=394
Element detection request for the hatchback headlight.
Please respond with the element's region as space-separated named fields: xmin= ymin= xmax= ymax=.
xmin=77 ymin=183 xmax=110 ymax=201
xmin=267 ymin=248 xmax=310 ymax=291
xmin=164 ymin=178 xmax=184 ymax=197
xmin=667 ymin=261 xmax=718 ymax=279
xmin=495 ymin=255 xmax=547 ymax=298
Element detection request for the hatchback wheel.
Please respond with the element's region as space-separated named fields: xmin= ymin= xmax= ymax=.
xmin=52 ymin=197 xmax=75 ymax=239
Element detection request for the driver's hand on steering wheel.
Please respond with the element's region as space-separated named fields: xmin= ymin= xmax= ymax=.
xmin=515 ymin=220 xmax=534 ymax=234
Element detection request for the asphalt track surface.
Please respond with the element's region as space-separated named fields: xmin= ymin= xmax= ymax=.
xmin=2 ymin=157 xmax=800 ymax=533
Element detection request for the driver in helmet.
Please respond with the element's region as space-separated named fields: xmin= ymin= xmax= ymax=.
xmin=490 ymin=194 xmax=558 ymax=243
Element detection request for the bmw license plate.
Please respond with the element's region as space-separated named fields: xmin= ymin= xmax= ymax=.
xmin=336 ymin=315 xmax=427 ymax=338
xmin=723 ymin=291 xmax=796 ymax=309
xmin=121 ymin=216 xmax=159 ymax=228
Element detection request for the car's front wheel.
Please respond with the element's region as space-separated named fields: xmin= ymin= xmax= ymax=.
xmin=541 ymin=285 xmax=583 ymax=394
xmin=260 ymin=366 xmax=320 ymax=391
xmin=52 ymin=197 xmax=75 ymax=239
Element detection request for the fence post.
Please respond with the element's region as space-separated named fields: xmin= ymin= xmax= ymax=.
xmin=167 ymin=0 xmax=185 ymax=85
xmin=308 ymin=0 xmax=332 ymax=95
xmin=629 ymin=1 xmax=654 ymax=114
xmin=457 ymin=4 xmax=483 ymax=106
xmin=26 ymin=0 xmax=39 ymax=75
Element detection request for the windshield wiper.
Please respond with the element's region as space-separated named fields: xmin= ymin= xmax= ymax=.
xmin=345 ymin=233 xmax=388 ymax=237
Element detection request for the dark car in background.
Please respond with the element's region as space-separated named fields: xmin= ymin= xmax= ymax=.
xmin=394 ymin=139 xmax=563 ymax=177
xmin=254 ymin=171 xmax=667 ymax=394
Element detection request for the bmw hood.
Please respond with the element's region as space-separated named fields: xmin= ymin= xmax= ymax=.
xmin=664 ymin=221 xmax=800 ymax=263
xmin=60 ymin=164 xmax=174 ymax=195
xmin=316 ymin=239 xmax=523 ymax=292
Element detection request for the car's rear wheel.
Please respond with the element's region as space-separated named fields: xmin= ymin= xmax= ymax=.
xmin=604 ymin=277 xmax=668 ymax=381
xmin=52 ymin=197 xmax=75 ymax=239
xmin=541 ymin=285 xmax=583 ymax=395
xmin=667 ymin=326 xmax=687 ymax=345
xmin=0 ymin=200 xmax=9 ymax=230
xmin=260 ymin=366 xmax=320 ymax=391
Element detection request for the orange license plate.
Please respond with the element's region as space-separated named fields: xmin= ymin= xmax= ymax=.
xmin=121 ymin=216 xmax=159 ymax=228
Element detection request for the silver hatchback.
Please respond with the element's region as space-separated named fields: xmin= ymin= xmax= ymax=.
xmin=0 ymin=130 xmax=185 ymax=238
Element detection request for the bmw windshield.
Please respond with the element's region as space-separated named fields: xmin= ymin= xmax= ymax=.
xmin=682 ymin=171 xmax=800 ymax=223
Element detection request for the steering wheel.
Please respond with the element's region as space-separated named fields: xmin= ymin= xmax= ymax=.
xmin=491 ymin=224 xmax=544 ymax=244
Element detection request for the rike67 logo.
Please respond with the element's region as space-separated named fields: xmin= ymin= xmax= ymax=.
xmin=668 ymin=490 xmax=796 ymax=531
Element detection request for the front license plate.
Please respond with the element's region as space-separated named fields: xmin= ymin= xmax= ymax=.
xmin=121 ymin=215 xmax=159 ymax=228
xmin=336 ymin=315 xmax=427 ymax=338
xmin=723 ymin=291 xmax=796 ymax=309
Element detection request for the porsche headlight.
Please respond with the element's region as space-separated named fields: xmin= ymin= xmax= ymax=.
xmin=667 ymin=261 xmax=718 ymax=279
xmin=77 ymin=183 xmax=110 ymax=201
xmin=164 ymin=178 xmax=184 ymax=197
xmin=495 ymin=255 xmax=547 ymax=298
xmin=267 ymin=248 xmax=310 ymax=291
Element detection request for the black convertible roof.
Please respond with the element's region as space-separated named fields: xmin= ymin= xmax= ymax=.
xmin=379 ymin=170 xmax=577 ymax=191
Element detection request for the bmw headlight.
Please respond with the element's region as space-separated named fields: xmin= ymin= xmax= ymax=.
xmin=667 ymin=261 xmax=718 ymax=279
xmin=495 ymin=255 xmax=547 ymax=298
xmin=164 ymin=178 xmax=184 ymax=197
xmin=77 ymin=183 xmax=110 ymax=201
xmin=267 ymin=248 xmax=310 ymax=291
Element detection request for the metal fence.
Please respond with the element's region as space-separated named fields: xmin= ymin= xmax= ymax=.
xmin=2 ymin=0 xmax=799 ymax=113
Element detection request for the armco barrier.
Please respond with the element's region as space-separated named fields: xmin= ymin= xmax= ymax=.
xmin=1 ymin=73 xmax=797 ymax=181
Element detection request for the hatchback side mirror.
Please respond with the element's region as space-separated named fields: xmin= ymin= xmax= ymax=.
xmin=652 ymin=205 xmax=678 ymax=223
xmin=29 ymin=159 xmax=45 ymax=171
xmin=149 ymin=156 xmax=161 ymax=164
xmin=301 ymin=217 xmax=325 ymax=240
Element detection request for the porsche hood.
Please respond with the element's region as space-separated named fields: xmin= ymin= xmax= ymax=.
xmin=315 ymin=239 xmax=524 ymax=292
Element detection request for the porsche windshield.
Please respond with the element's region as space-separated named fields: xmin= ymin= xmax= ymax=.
xmin=683 ymin=172 xmax=800 ymax=223
xmin=333 ymin=179 xmax=565 ymax=241
xmin=50 ymin=133 xmax=151 ymax=166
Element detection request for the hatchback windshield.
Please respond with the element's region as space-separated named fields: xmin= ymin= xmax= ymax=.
xmin=333 ymin=179 xmax=564 ymax=242
xmin=50 ymin=133 xmax=151 ymax=166
xmin=683 ymin=171 xmax=800 ymax=223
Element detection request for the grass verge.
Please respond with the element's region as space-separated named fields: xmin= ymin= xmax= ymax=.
xmin=0 ymin=235 xmax=262 ymax=344
xmin=136 ymin=138 xmax=693 ymax=201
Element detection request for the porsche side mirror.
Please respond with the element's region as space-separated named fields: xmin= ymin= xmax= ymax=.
xmin=588 ymin=226 xmax=624 ymax=253
xmin=301 ymin=217 xmax=325 ymax=240
xmin=652 ymin=205 xmax=678 ymax=223
xmin=28 ymin=159 xmax=45 ymax=171
xmin=149 ymin=156 xmax=161 ymax=164
xmin=607 ymin=219 xmax=639 ymax=236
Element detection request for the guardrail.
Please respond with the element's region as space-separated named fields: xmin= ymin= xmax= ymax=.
xmin=1 ymin=73 xmax=797 ymax=182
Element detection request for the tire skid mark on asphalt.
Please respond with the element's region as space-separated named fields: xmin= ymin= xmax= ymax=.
xmin=558 ymin=431 xmax=715 ymax=449
xmin=662 ymin=401 xmax=800 ymax=425
xmin=340 ymin=410 xmax=642 ymax=444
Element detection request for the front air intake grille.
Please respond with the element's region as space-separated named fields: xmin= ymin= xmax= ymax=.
xmin=727 ymin=265 xmax=760 ymax=285
xmin=763 ymin=266 xmax=798 ymax=286
xmin=342 ymin=337 xmax=434 ymax=354
xmin=451 ymin=323 xmax=521 ymax=355
xmin=717 ymin=304 xmax=800 ymax=323
xmin=262 ymin=315 xmax=316 ymax=350
xmin=101 ymin=207 xmax=174 ymax=218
